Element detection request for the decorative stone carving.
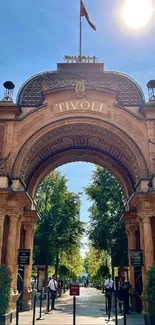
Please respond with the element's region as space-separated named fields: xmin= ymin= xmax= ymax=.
xmin=75 ymin=81 xmax=85 ymax=98
xmin=23 ymin=222 xmax=35 ymax=235
xmin=15 ymin=123 xmax=147 ymax=186
xmin=17 ymin=69 xmax=144 ymax=107
xmin=138 ymin=211 xmax=153 ymax=224
xmin=116 ymin=114 xmax=144 ymax=145
xmin=126 ymin=224 xmax=138 ymax=236
xmin=6 ymin=124 xmax=14 ymax=154
xmin=0 ymin=125 xmax=5 ymax=156
xmin=17 ymin=114 xmax=44 ymax=143
xmin=0 ymin=152 xmax=10 ymax=174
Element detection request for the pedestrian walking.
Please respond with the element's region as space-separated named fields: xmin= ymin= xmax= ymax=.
xmin=104 ymin=274 xmax=113 ymax=311
xmin=48 ymin=274 xmax=58 ymax=310
xmin=119 ymin=276 xmax=131 ymax=314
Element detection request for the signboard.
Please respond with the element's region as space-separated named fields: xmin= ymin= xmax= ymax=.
xmin=18 ymin=249 xmax=30 ymax=265
xmin=130 ymin=249 xmax=143 ymax=267
xmin=70 ymin=285 xmax=80 ymax=296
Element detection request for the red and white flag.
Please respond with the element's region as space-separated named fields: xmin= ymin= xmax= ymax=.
xmin=80 ymin=0 xmax=96 ymax=31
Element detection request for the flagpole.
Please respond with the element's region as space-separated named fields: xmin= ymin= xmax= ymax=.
xmin=79 ymin=0 xmax=82 ymax=62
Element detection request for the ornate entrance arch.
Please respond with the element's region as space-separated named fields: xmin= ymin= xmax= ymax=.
xmin=12 ymin=118 xmax=148 ymax=199
xmin=0 ymin=57 xmax=155 ymax=312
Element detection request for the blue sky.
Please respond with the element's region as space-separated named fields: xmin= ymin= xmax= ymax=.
xmin=0 ymin=0 xmax=155 ymax=99
xmin=1 ymin=0 xmax=155 ymax=256
xmin=59 ymin=162 xmax=95 ymax=258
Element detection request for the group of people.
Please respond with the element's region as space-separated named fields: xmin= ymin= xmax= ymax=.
xmin=104 ymin=274 xmax=131 ymax=314
xmin=83 ymin=278 xmax=89 ymax=287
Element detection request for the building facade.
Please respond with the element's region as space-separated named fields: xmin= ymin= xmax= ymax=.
xmin=0 ymin=56 xmax=155 ymax=311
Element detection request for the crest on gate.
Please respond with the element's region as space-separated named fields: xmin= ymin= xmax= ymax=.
xmin=75 ymin=81 xmax=85 ymax=98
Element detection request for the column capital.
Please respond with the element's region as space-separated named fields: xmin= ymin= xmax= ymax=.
xmin=138 ymin=211 xmax=154 ymax=224
xmin=23 ymin=222 xmax=35 ymax=235
xmin=126 ymin=224 xmax=138 ymax=236
xmin=6 ymin=207 xmax=23 ymax=219
xmin=0 ymin=207 xmax=7 ymax=220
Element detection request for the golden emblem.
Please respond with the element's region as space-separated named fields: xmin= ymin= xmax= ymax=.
xmin=75 ymin=81 xmax=85 ymax=98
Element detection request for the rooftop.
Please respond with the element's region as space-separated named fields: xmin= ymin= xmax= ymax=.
xmin=17 ymin=56 xmax=145 ymax=107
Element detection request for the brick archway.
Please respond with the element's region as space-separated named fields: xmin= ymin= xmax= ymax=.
xmin=11 ymin=118 xmax=148 ymax=201
xmin=0 ymin=58 xmax=155 ymax=312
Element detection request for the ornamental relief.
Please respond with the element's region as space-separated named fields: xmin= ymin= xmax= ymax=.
xmin=0 ymin=124 xmax=11 ymax=175
xmin=0 ymin=124 xmax=5 ymax=156
xmin=12 ymin=118 xmax=149 ymax=185
xmin=5 ymin=124 xmax=14 ymax=154
xmin=18 ymin=124 xmax=145 ymax=184
xmin=115 ymin=114 xmax=144 ymax=145
xmin=16 ymin=114 xmax=44 ymax=143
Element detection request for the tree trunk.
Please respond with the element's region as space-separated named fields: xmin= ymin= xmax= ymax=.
xmin=55 ymin=250 xmax=59 ymax=276
xmin=45 ymin=249 xmax=49 ymax=286
xmin=111 ymin=250 xmax=114 ymax=281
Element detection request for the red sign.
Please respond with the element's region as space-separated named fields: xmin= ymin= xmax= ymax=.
xmin=70 ymin=284 xmax=80 ymax=296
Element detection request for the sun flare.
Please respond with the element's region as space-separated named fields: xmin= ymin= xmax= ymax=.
xmin=122 ymin=0 xmax=153 ymax=29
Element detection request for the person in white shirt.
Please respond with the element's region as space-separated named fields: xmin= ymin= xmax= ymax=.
xmin=48 ymin=274 xmax=58 ymax=310
xmin=104 ymin=275 xmax=113 ymax=290
xmin=104 ymin=275 xmax=113 ymax=311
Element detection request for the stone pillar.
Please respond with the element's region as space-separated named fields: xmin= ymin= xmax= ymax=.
xmin=0 ymin=209 xmax=5 ymax=264
xmin=22 ymin=221 xmax=35 ymax=311
xmin=138 ymin=217 xmax=145 ymax=276
xmin=126 ymin=224 xmax=137 ymax=289
xmin=13 ymin=216 xmax=22 ymax=292
xmin=6 ymin=214 xmax=18 ymax=277
xmin=140 ymin=212 xmax=154 ymax=270
xmin=138 ymin=211 xmax=154 ymax=312
xmin=5 ymin=208 xmax=23 ymax=311
xmin=128 ymin=193 xmax=155 ymax=312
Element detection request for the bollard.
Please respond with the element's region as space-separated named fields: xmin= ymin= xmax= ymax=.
xmin=16 ymin=299 xmax=20 ymax=325
xmin=105 ymin=292 xmax=107 ymax=314
xmin=46 ymin=289 xmax=50 ymax=313
xmin=114 ymin=276 xmax=118 ymax=325
xmin=32 ymin=294 xmax=37 ymax=325
xmin=108 ymin=295 xmax=111 ymax=321
xmin=39 ymin=291 xmax=42 ymax=319
xmin=36 ymin=291 xmax=44 ymax=320
xmin=73 ymin=296 xmax=76 ymax=325
xmin=51 ymin=292 xmax=52 ymax=311
xmin=123 ymin=299 xmax=127 ymax=325
xmin=114 ymin=296 xmax=118 ymax=325
xmin=105 ymin=294 xmax=111 ymax=321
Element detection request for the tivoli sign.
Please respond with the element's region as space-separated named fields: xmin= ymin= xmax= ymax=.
xmin=52 ymin=99 xmax=111 ymax=115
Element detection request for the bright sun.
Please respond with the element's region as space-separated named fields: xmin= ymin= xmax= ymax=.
xmin=122 ymin=0 xmax=153 ymax=29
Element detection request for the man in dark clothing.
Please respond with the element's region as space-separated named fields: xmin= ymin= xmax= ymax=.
xmin=120 ymin=277 xmax=131 ymax=314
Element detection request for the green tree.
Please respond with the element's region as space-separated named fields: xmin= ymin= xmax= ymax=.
xmin=85 ymin=167 xmax=128 ymax=278
xmin=34 ymin=170 xmax=84 ymax=281
xmin=84 ymin=246 xmax=110 ymax=282
xmin=60 ymin=246 xmax=83 ymax=280
xmin=0 ymin=266 xmax=12 ymax=315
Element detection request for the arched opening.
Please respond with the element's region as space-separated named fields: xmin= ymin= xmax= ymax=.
xmin=12 ymin=118 xmax=148 ymax=204
xmin=33 ymin=161 xmax=128 ymax=297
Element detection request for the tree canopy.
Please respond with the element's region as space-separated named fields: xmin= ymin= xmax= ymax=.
xmin=85 ymin=167 xmax=128 ymax=270
xmin=34 ymin=170 xmax=84 ymax=279
xmin=84 ymin=246 xmax=110 ymax=281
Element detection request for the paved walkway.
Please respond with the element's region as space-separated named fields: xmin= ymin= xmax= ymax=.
xmin=13 ymin=287 xmax=145 ymax=325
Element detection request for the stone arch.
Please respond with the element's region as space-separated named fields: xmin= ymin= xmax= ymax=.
xmin=12 ymin=117 xmax=149 ymax=200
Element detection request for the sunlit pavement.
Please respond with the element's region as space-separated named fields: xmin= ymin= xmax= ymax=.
xmin=13 ymin=287 xmax=145 ymax=325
